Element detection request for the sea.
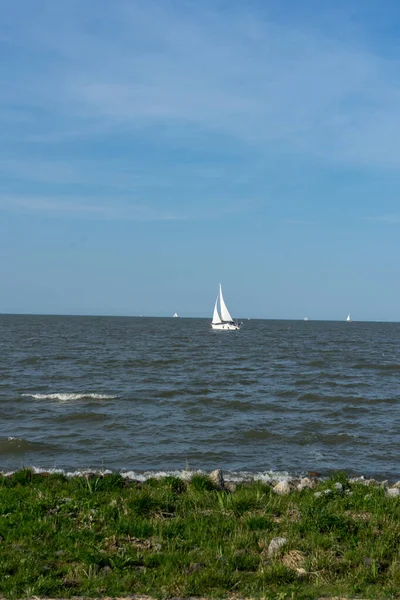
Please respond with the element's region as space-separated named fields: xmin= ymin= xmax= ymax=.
xmin=0 ymin=314 xmax=399 ymax=482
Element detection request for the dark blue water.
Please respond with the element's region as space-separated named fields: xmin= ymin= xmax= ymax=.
xmin=0 ymin=315 xmax=399 ymax=480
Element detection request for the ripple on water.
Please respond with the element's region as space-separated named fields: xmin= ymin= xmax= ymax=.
xmin=1 ymin=316 xmax=400 ymax=478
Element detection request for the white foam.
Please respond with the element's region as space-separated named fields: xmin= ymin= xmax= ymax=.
xmin=22 ymin=393 xmax=116 ymax=401
xmin=0 ymin=467 xmax=325 ymax=484
xmin=120 ymin=469 xmax=198 ymax=482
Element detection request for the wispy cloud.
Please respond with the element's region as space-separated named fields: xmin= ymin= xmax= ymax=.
xmin=364 ymin=214 xmax=400 ymax=224
xmin=0 ymin=192 xmax=248 ymax=222
xmin=284 ymin=219 xmax=315 ymax=226
xmin=2 ymin=1 xmax=400 ymax=170
xmin=0 ymin=194 xmax=182 ymax=221
xmin=2 ymin=0 xmax=400 ymax=234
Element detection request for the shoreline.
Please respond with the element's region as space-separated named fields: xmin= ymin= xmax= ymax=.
xmin=1 ymin=468 xmax=400 ymax=598
xmin=1 ymin=465 xmax=398 ymax=487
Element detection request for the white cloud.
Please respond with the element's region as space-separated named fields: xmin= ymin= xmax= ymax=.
xmin=2 ymin=1 xmax=400 ymax=170
xmin=284 ymin=219 xmax=315 ymax=226
xmin=0 ymin=194 xmax=181 ymax=221
xmin=364 ymin=214 xmax=400 ymax=224
xmin=0 ymin=191 xmax=247 ymax=221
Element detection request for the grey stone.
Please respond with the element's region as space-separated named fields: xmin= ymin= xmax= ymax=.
xmin=209 ymin=469 xmax=224 ymax=490
xmin=314 ymin=489 xmax=332 ymax=497
xmin=188 ymin=562 xmax=204 ymax=573
xmin=386 ymin=487 xmax=400 ymax=498
xmin=224 ymin=482 xmax=237 ymax=493
xmin=267 ymin=537 xmax=288 ymax=558
xmin=273 ymin=480 xmax=291 ymax=495
xmin=297 ymin=477 xmax=316 ymax=491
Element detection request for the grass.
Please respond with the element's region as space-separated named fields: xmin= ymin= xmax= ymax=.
xmin=0 ymin=470 xmax=400 ymax=598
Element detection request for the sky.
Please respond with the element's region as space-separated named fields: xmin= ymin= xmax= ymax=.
xmin=1 ymin=0 xmax=400 ymax=320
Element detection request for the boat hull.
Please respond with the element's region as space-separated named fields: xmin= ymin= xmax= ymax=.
xmin=211 ymin=322 xmax=241 ymax=331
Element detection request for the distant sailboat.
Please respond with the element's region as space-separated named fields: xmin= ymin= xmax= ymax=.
xmin=173 ymin=312 xmax=179 ymax=318
xmin=304 ymin=317 xmax=309 ymax=321
xmin=211 ymin=284 xmax=241 ymax=331
xmin=346 ymin=314 xmax=352 ymax=323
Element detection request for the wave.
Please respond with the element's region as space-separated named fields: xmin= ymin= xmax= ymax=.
xmin=353 ymin=362 xmax=400 ymax=372
xmin=0 ymin=466 xmax=300 ymax=483
xmin=0 ymin=466 xmax=390 ymax=485
xmin=55 ymin=411 xmax=107 ymax=423
xmin=22 ymin=393 xmax=116 ymax=401
xmin=0 ymin=437 xmax=58 ymax=455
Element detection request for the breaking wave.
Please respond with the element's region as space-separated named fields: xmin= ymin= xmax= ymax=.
xmin=0 ymin=466 xmax=390 ymax=485
xmin=0 ymin=465 xmax=300 ymax=483
xmin=22 ymin=393 xmax=116 ymax=401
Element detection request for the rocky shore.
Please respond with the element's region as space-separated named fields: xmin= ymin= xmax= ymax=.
xmin=1 ymin=468 xmax=400 ymax=599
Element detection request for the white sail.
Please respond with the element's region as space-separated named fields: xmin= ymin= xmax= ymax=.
xmin=346 ymin=314 xmax=351 ymax=322
xmin=219 ymin=284 xmax=233 ymax=322
xmin=212 ymin=296 xmax=222 ymax=324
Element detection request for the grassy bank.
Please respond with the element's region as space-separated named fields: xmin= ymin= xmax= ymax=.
xmin=1 ymin=470 xmax=400 ymax=599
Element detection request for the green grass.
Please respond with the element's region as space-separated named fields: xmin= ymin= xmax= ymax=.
xmin=0 ymin=470 xmax=400 ymax=598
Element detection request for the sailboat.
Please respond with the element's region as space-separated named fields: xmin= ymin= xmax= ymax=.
xmin=346 ymin=314 xmax=352 ymax=323
xmin=173 ymin=313 xmax=179 ymax=318
xmin=211 ymin=284 xmax=241 ymax=330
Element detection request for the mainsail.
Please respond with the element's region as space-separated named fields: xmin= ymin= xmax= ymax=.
xmin=219 ymin=284 xmax=233 ymax=322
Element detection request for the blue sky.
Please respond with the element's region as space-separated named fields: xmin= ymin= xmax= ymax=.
xmin=1 ymin=0 xmax=400 ymax=320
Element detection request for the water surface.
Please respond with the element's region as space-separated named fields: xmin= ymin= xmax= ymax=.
xmin=1 ymin=315 xmax=399 ymax=480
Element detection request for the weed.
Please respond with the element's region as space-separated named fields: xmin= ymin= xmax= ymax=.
xmin=1 ymin=470 xmax=400 ymax=598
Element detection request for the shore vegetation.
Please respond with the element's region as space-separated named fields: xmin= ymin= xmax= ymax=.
xmin=1 ymin=469 xmax=400 ymax=599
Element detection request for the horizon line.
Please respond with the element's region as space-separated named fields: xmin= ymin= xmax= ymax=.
xmin=0 ymin=312 xmax=397 ymax=324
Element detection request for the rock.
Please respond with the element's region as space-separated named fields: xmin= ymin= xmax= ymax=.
xmin=267 ymin=537 xmax=287 ymax=558
xmin=314 ymin=489 xmax=332 ymax=498
xmin=273 ymin=480 xmax=291 ymax=495
xmin=188 ymin=562 xmax=204 ymax=573
xmin=209 ymin=469 xmax=224 ymax=490
xmin=386 ymin=488 xmax=400 ymax=498
xmin=152 ymin=542 xmax=162 ymax=552
xmin=334 ymin=482 xmax=343 ymax=492
xmin=224 ymin=482 xmax=237 ymax=493
xmin=349 ymin=477 xmax=378 ymax=486
xmin=392 ymin=480 xmax=400 ymax=489
xmin=297 ymin=477 xmax=316 ymax=491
